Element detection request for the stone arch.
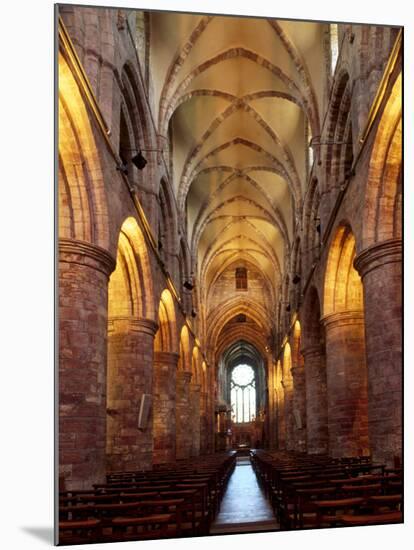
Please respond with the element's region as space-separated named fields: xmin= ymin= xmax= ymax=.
xmin=58 ymin=51 xmax=109 ymax=249
xmin=322 ymin=224 xmax=369 ymax=457
xmin=118 ymin=63 xmax=157 ymax=220
xmin=292 ymin=320 xmax=302 ymax=367
xmin=176 ymin=325 xmax=194 ymax=458
xmin=282 ymin=342 xmax=292 ymax=382
xmin=108 ymin=217 xmax=155 ymax=321
xmin=324 ymin=70 xmax=354 ymax=192
xmin=158 ymin=178 xmax=179 ymax=265
xmin=302 ymin=175 xmax=321 ymax=272
xmin=190 ymin=346 xmax=202 ymax=456
xmin=178 ymin=239 xmax=192 ymax=314
xmin=276 ymin=359 xmax=285 ymax=450
xmin=178 ymin=325 xmax=191 ymax=372
xmin=152 ymin=292 xmax=179 ymax=465
xmin=192 ymin=346 xmax=201 ymax=384
xmin=290 ymin=238 xmax=302 ymax=312
xmin=353 ymin=70 xmax=402 ymax=464
xmin=154 ymin=288 xmax=178 ymax=353
xmin=363 ymin=72 xmax=402 ymax=249
xmin=302 ymin=286 xmax=328 ymax=454
xmin=324 ymin=223 xmax=363 ymax=316
xmin=290 ymin=320 xmax=307 ymax=452
xmin=282 ymin=343 xmax=295 ymax=451
xmin=106 ymin=217 xmax=158 ymax=472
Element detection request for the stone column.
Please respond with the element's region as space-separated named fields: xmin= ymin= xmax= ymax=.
xmin=302 ymin=345 xmax=328 ymax=454
xmin=59 ymin=238 xmax=115 ymax=490
xmin=277 ymin=387 xmax=286 ymax=450
xmin=354 ymin=239 xmax=402 ymax=466
xmin=200 ymin=391 xmax=208 ymax=454
xmin=267 ymin=360 xmax=277 ymax=449
xmin=106 ymin=317 xmax=158 ymax=473
xmin=291 ymin=366 xmax=307 ymax=452
xmin=190 ymin=383 xmax=201 ymax=456
xmin=322 ymin=311 xmax=370 ymax=458
xmin=153 ymin=351 xmax=179 ymax=465
xmin=176 ymin=371 xmax=193 ymax=459
xmin=282 ymin=378 xmax=295 ymax=451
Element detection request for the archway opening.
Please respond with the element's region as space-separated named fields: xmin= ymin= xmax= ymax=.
xmin=323 ymin=224 xmax=369 ymax=457
xmin=106 ymin=217 xmax=155 ymax=472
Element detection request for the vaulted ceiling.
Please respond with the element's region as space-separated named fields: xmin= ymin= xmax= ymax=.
xmin=149 ymin=12 xmax=329 ymax=342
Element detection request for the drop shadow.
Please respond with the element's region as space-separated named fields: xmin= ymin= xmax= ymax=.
xmin=21 ymin=526 xmax=54 ymax=545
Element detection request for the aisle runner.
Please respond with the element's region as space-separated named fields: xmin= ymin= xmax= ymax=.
xmin=210 ymin=457 xmax=279 ymax=534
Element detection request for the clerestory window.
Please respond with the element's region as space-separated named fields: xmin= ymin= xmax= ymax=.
xmin=235 ymin=267 xmax=248 ymax=290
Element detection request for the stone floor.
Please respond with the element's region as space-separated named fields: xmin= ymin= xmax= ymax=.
xmin=209 ymin=457 xmax=279 ymax=534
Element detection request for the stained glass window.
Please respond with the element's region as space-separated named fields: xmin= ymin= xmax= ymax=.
xmin=230 ymin=364 xmax=256 ymax=423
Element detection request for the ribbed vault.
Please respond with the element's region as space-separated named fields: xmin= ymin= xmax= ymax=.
xmin=149 ymin=12 xmax=328 ymax=373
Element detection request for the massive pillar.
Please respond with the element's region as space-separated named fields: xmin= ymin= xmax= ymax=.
xmin=176 ymin=371 xmax=193 ymax=459
xmin=153 ymin=351 xmax=179 ymax=465
xmin=106 ymin=317 xmax=158 ymax=472
xmin=59 ymin=238 xmax=115 ymax=490
xmin=200 ymin=391 xmax=208 ymax=454
xmin=302 ymin=345 xmax=328 ymax=454
xmin=282 ymin=378 xmax=295 ymax=451
xmin=322 ymin=311 xmax=370 ymax=457
xmin=291 ymin=365 xmax=307 ymax=452
xmin=190 ymin=383 xmax=201 ymax=456
xmin=354 ymin=239 xmax=402 ymax=465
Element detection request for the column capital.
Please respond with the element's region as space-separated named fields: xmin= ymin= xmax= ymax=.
xmin=281 ymin=378 xmax=292 ymax=390
xmin=301 ymin=344 xmax=324 ymax=358
xmin=108 ymin=316 xmax=158 ymax=336
xmin=154 ymin=351 xmax=180 ymax=366
xmin=59 ymin=238 xmax=116 ymax=277
xmin=321 ymin=310 xmax=364 ymax=330
xmin=177 ymin=370 xmax=192 ymax=383
xmin=290 ymin=366 xmax=305 ymax=377
xmin=354 ymin=238 xmax=402 ymax=279
xmin=190 ymin=383 xmax=201 ymax=393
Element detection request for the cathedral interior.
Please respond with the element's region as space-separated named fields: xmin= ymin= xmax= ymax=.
xmin=57 ymin=4 xmax=402 ymax=542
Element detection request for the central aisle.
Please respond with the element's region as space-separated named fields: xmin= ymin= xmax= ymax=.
xmin=210 ymin=457 xmax=279 ymax=534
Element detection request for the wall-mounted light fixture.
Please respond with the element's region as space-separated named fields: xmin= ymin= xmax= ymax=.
xmin=183 ymin=280 xmax=194 ymax=291
xmin=131 ymin=151 xmax=147 ymax=170
xmin=118 ymin=147 xmax=163 ymax=172
xmin=292 ymin=274 xmax=301 ymax=285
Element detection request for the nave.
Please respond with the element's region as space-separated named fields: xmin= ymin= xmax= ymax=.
xmin=57 ymin=4 xmax=402 ymax=544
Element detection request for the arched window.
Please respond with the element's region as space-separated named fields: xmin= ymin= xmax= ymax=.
xmin=235 ymin=267 xmax=248 ymax=290
xmin=230 ymin=364 xmax=256 ymax=423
